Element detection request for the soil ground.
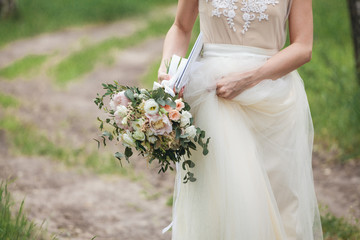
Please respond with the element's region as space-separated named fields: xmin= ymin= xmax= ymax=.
xmin=0 ymin=15 xmax=359 ymax=240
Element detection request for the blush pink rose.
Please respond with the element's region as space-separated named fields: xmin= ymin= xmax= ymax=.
xmin=175 ymin=99 xmax=185 ymax=111
xmin=146 ymin=113 xmax=172 ymax=135
xmin=169 ymin=110 xmax=181 ymax=122
xmin=112 ymin=91 xmax=131 ymax=107
xmin=114 ymin=115 xmax=132 ymax=131
xmin=163 ymin=104 xmax=173 ymax=112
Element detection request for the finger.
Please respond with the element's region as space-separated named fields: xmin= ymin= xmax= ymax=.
xmin=158 ymin=73 xmax=170 ymax=82
xmin=179 ymin=88 xmax=185 ymax=98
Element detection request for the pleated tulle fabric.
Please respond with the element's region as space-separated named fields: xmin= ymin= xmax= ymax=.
xmin=168 ymin=44 xmax=323 ymax=240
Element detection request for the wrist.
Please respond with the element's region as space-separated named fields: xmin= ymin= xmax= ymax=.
xmin=236 ymin=69 xmax=263 ymax=85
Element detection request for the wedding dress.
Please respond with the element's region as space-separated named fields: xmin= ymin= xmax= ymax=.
xmin=166 ymin=0 xmax=323 ymax=239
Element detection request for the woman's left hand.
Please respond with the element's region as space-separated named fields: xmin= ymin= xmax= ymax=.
xmin=216 ymin=70 xmax=261 ymax=100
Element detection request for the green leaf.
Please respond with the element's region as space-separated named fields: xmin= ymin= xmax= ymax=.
xmin=203 ymin=148 xmax=209 ymax=155
xmin=188 ymin=141 xmax=197 ymax=150
xmin=93 ymin=138 xmax=100 ymax=149
xmin=156 ymin=98 xmax=166 ymax=106
xmin=182 ymin=160 xmax=195 ymax=170
xmin=102 ymin=131 xmax=113 ymax=141
xmin=165 ymin=98 xmax=176 ymax=108
xmin=125 ymin=89 xmax=135 ymax=101
xmin=114 ymin=152 xmax=124 ymax=167
xmin=101 ymin=136 xmax=106 ymax=146
xmin=180 ymin=133 xmax=189 ymax=139
xmin=175 ymin=128 xmax=182 ymax=139
xmin=125 ymin=147 xmax=133 ymax=159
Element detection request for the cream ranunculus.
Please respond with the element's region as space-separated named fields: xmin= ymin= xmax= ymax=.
xmin=185 ymin=125 xmax=197 ymax=138
xmin=132 ymin=130 xmax=145 ymax=141
xmin=115 ymin=105 xmax=128 ymax=118
xmin=144 ymin=99 xmax=159 ymax=115
xmin=132 ymin=119 xmax=145 ymax=131
xmin=147 ymin=135 xmax=158 ymax=144
xmin=122 ymin=132 xmax=136 ymax=147
xmin=121 ymin=116 xmax=128 ymax=126
xmin=146 ymin=128 xmax=155 ymax=137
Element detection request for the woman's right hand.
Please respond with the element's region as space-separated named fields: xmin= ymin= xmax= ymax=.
xmin=158 ymin=71 xmax=171 ymax=83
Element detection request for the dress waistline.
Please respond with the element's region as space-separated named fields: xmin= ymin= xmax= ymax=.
xmin=202 ymin=43 xmax=278 ymax=58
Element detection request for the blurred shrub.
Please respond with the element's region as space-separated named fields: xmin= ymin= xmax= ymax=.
xmin=0 ymin=0 xmax=17 ymax=19
xmin=0 ymin=0 xmax=176 ymax=46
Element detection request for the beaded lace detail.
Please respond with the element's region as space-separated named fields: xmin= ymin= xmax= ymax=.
xmin=206 ymin=0 xmax=279 ymax=34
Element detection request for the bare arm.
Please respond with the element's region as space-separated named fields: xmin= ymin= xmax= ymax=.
xmin=216 ymin=0 xmax=313 ymax=99
xmin=158 ymin=0 xmax=199 ymax=82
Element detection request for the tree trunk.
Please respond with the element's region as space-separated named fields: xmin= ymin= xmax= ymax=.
xmin=0 ymin=0 xmax=17 ymax=19
xmin=348 ymin=0 xmax=360 ymax=83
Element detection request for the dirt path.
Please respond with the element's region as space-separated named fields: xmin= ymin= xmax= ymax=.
xmin=0 ymin=16 xmax=175 ymax=239
xmin=0 ymin=13 xmax=359 ymax=240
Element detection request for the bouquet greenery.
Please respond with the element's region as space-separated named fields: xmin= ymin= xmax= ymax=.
xmin=94 ymin=83 xmax=210 ymax=183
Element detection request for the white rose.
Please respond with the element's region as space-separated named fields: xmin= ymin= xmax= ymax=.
xmin=180 ymin=111 xmax=192 ymax=127
xmin=144 ymin=99 xmax=159 ymax=115
xmin=132 ymin=119 xmax=145 ymax=131
xmin=134 ymin=93 xmax=139 ymax=98
xmin=138 ymin=93 xmax=146 ymax=99
xmin=115 ymin=105 xmax=128 ymax=118
xmin=122 ymin=133 xmax=136 ymax=147
xmin=147 ymin=135 xmax=158 ymax=144
xmin=132 ymin=130 xmax=145 ymax=141
xmin=140 ymin=88 xmax=148 ymax=94
xmin=185 ymin=126 xmax=197 ymax=138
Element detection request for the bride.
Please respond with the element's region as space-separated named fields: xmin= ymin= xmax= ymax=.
xmin=158 ymin=0 xmax=323 ymax=239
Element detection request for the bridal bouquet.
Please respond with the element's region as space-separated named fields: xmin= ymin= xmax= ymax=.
xmin=94 ymin=82 xmax=210 ymax=183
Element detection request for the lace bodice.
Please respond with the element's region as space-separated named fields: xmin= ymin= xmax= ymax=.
xmin=199 ymin=0 xmax=293 ymax=50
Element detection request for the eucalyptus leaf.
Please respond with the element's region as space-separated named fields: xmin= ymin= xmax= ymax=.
xmin=165 ymin=99 xmax=176 ymax=108
xmin=125 ymin=147 xmax=133 ymax=159
xmin=93 ymin=138 xmax=100 ymax=149
xmin=125 ymin=89 xmax=135 ymax=101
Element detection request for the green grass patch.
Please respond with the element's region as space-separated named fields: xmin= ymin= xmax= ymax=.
xmin=0 ymin=93 xmax=19 ymax=108
xmin=0 ymin=181 xmax=56 ymax=240
xmin=298 ymin=0 xmax=360 ymax=159
xmin=0 ymin=115 xmax=71 ymax=160
xmin=0 ymin=114 xmax=139 ymax=178
xmin=52 ymin=17 xmax=174 ymax=85
xmin=0 ymin=0 xmax=177 ymax=47
xmin=0 ymin=55 xmax=48 ymax=80
xmin=321 ymin=210 xmax=360 ymax=240
xmin=141 ymin=59 xmax=162 ymax=89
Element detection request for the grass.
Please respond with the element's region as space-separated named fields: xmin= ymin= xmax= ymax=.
xmin=52 ymin=17 xmax=174 ymax=85
xmin=0 ymin=93 xmax=19 ymax=108
xmin=0 ymin=55 xmax=48 ymax=80
xmin=0 ymin=114 xmax=139 ymax=178
xmin=321 ymin=209 xmax=360 ymax=240
xmin=0 ymin=115 xmax=72 ymax=160
xmin=141 ymin=59 xmax=162 ymax=89
xmin=0 ymin=181 xmax=56 ymax=240
xmin=0 ymin=0 xmax=177 ymax=47
xmin=298 ymin=0 xmax=360 ymax=159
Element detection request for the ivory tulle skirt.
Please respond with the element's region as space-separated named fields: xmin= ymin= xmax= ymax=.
xmin=165 ymin=44 xmax=323 ymax=240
